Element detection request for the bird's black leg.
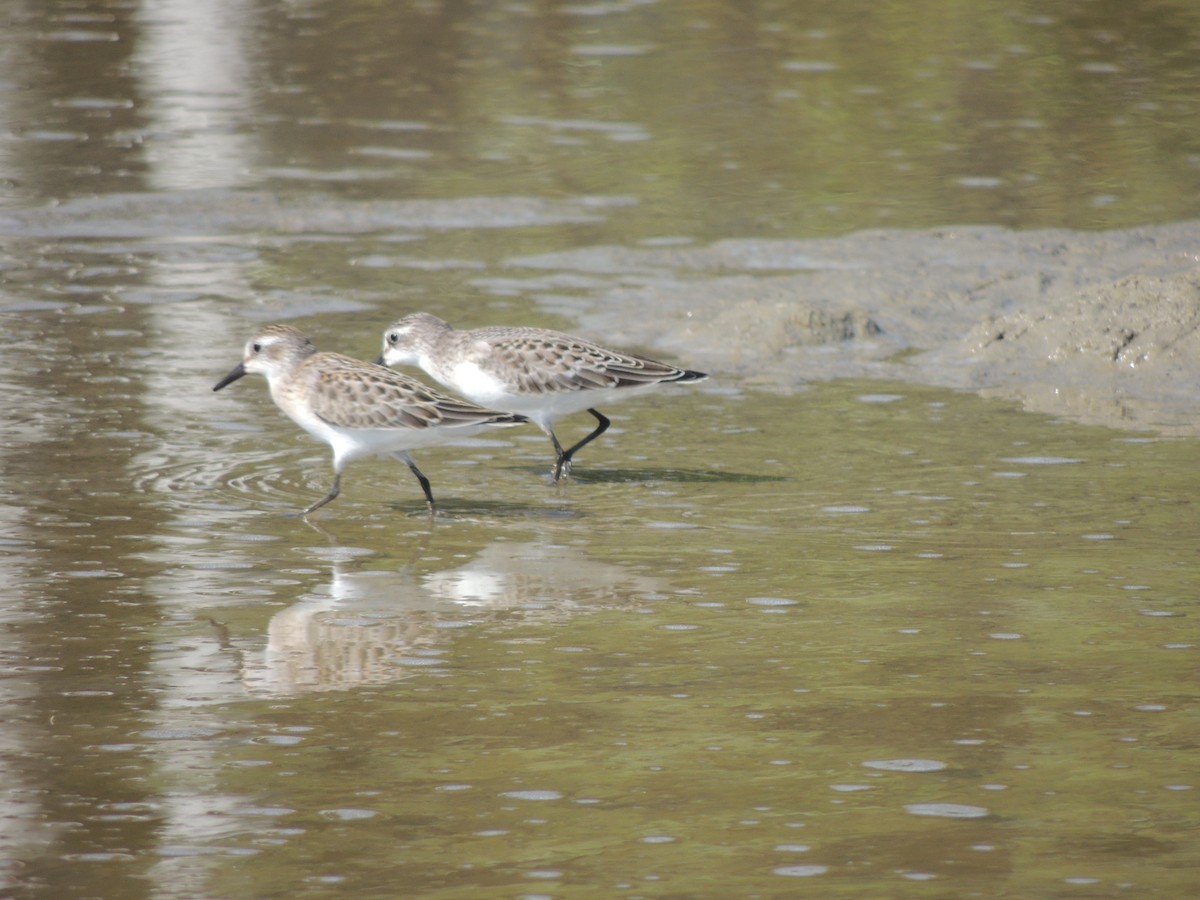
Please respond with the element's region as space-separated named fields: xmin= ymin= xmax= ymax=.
xmin=549 ymin=430 xmax=569 ymax=481
xmin=554 ymin=409 xmax=610 ymax=481
xmin=396 ymin=452 xmax=436 ymax=512
xmin=302 ymin=473 xmax=341 ymax=516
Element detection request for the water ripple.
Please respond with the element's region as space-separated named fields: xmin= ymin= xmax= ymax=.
xmin=132 ymin=446 xmax=321 ymax=512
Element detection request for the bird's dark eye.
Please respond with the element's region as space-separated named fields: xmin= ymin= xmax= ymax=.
xmin=252 ymin=342 xmax=262 ymax=353
xmin=387 ymin=332 xmax=399 ymax=345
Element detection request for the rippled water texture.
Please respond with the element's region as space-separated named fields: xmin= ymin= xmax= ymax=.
xmin=2 ymin=1 xmax=1200 ymax=898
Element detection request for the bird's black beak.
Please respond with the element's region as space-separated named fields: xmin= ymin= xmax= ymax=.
xmin=374 ymin=354 xmax=386 ymax=366
xmin=213 ymin=362 xmax=247 ymax=392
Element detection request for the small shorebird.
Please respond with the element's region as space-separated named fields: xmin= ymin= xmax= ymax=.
xmin=377 ymin=312 xmax=708 ymax=480
xmin=213 ymin=324 xmax=525 ymax=516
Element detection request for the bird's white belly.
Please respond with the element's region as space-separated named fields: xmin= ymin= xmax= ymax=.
xmin=445 ymin=361 xmax=513 ymax=407
xmin=283 ymin=401 xmax=488 ymax=468
xmin=446 ymin=360 xmax=649 ymax=423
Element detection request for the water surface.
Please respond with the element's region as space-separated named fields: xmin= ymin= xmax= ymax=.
xmin=2 ymin=1 xmax=1199 ymax=897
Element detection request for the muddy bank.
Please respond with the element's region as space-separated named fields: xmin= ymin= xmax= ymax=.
xmin=510 ymin=220 xmax=1200 ymax=436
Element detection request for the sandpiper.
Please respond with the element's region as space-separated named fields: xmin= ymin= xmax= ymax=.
xmin=377 ymin=312 xmax=708 ymax=480
xmin=213 ymin=324 xmax=525 ymax=516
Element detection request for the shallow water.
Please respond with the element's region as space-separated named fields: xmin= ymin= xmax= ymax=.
xmin=2 ymin=1 xmax=1200 ymax=898
xmin=6 ymin=364 xmax=1198 ymax=896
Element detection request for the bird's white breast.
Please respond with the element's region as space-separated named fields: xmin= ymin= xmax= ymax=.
xmin=447 ymin=360 xmax=512 ymax=406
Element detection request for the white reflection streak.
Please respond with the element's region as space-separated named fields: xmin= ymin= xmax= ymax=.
xmin=0 ymin=554 xmax=60 ymax=894
xmin=133 ymin=0 xmax=259 ymax=191
xmin=127 ymin=0 xmax=271 ymax=851
xmin=128 ymin=0 xmax=266 ymax=520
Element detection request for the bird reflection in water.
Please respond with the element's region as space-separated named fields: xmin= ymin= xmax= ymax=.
xmin=241 ymin=542 xmax=665 ymax=695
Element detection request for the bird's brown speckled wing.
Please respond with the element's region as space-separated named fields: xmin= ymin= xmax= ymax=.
xmin=306 ymin=354 xmax=513 ymax=430
xmin=476 ymin=332 xmax=698 ymax=395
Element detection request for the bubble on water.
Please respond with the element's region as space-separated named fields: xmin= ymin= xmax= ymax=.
xmin=773 ymin=864 xmax=828 ymax=877
xmin=142 ymin=728 xmax=220 ymax=740
xmin=65 ymin=852 xmax=137 ymax=862
xmin=1138 ymin=609 xmax=1180 ymax=617
xmin=320 ymin=808 xmax=377 ymax=821
xmin=231 ymin=806 xmax=295 ymax=817
xmin=1135 ymin=704 xmax=1167 ymax=712
xmin=857 ymin=393 xmax=904 ymax=403
xmin=308 ymin=545 xmax=376 ymax=562
xmin=999 ymin=456 xmax=1082 ymax=465
xmin=775 ymin=844 xmax=811 ymax=852
xmin=641 ymin=835 xmax=675 ymax=844
xmin=1064 ymin=877 xmax=1101 ymax=885
xmin=902 ymin=872 xmax=936 ymax=881
xmin=905 ymin=803 xmax=988 ymax=818
xmin=989 ymin=633 xmax=1022 ymax=640
xmin=224 ymin=532 xmax=281 ymax=543
xmin=258 ymin=735 xmax=304 ymax=746
xmin=854 ymin=544 xmax=893 ymax=552
xmin=748 ymin=597 xmax=797 ymax=607
xmin=822 ymin=504 xmax=870 ymax=513
xmin=863 ymin=759 xmax=947 ymax=772
xmin=500 ymin=790 xmax=562 ymax=801
xmin=830 ymin=783 xmax=872 ymax=792
xmin=1083 ymin=533 xmax=1114 ymax=540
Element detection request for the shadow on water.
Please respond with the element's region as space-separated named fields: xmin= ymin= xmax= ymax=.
xmin=378 ymin=498 xmax=581 ymax=519
xmin=511 ymin=465 xmax=789 ymax=485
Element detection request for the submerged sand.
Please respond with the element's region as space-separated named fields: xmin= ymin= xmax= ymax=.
xmin=512 ymin=220 xmax=1200 ymax=436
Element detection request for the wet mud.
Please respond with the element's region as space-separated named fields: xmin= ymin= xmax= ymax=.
xmin=520 ymin=220 xmax=1200 ymax=435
